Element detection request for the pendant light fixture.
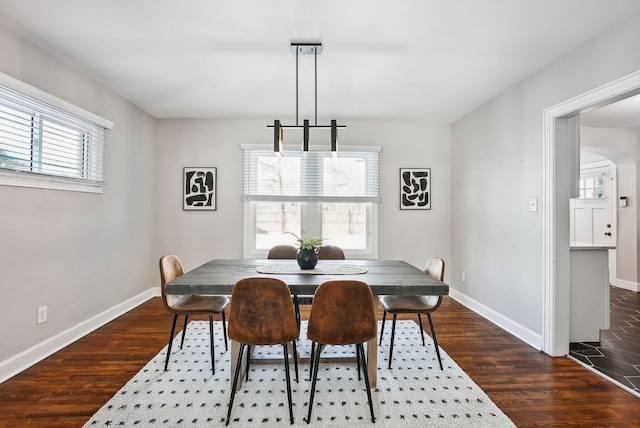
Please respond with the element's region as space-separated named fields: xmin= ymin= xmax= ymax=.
xmin=269 ymin=42 xmax=345 ymax=155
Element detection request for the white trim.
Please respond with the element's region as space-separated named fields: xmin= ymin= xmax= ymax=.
xmin=611 ymin=278 xmax=640 ymax=292
xmin=449 ymin=288 xmax=543 ymax=351
xmin=0 ymin=71 xmax=113 ymax=130
xmin=543 ymin=69 xmax=640 ymax=356
xmin=0 ymin=287 xmax=159 ymax=384
xmin=0 ymin=173 xmax=103 ymax=193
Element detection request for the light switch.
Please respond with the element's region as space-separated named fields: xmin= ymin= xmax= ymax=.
xmin=529 ymin=198 xmax=538 ymax=212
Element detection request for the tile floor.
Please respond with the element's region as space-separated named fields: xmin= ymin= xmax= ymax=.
xmin=569 ymin=286 xmax=640 ymax=393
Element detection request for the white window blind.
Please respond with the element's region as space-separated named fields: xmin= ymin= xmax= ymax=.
xmin=0 ymin=74 xmax=112 ymax=191
xmin=243 ymin=147 xmax=380 ymax=203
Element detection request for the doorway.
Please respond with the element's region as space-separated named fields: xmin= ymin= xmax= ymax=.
xmin=543 ymin=69 xmax=640 ymax=357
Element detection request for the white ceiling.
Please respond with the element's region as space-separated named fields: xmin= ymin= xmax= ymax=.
xmin=580 ymin=93 xmax=640 ymax=128
xmin=1 ymin=0 xmax=640 ymax=125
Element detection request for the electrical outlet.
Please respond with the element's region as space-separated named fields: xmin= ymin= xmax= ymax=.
xmin=37 ymin=306 xmax=47 ymax=324
xmin=461 ymin=272 xmax=466 ymax=284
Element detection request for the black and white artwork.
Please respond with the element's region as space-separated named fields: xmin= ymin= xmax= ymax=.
xmin=400 ymin=168 xmax=431 ymax=210
xmin=183 ymin=167 xmax=216 ymax=210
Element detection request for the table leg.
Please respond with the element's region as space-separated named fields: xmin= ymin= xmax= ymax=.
xmin=367 ymin=336 xmax=377 ymax=388
xmin=231 ymin=336 xmax=378 ymax=389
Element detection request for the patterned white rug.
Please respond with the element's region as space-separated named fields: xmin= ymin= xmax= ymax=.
xmin=84 ymin=320 xmax=515 ymax=427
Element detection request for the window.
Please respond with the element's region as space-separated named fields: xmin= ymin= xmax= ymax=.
xmin=242 ymin=145 xmax=380 ymax=259
xmin=0 ymin=73 xmax=112 ymax=192
xmin=578 ymin=175 xmax=605 ymax=199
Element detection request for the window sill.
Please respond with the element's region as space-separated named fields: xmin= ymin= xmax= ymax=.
xmin=0 ymin=173 xmax=103 ymax=194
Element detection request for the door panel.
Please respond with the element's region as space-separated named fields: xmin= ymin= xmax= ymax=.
xmin=572 ymin=207 xmax=591 ymax=243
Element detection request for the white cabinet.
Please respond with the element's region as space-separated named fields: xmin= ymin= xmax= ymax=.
xmin=569 ymin=245 xmax=612 ymax=342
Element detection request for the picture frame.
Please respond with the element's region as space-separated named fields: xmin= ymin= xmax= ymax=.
xmin=400 ymin=168 xmax=431 ymax=210
xmin=183 ymin=167 xmax=217 ymax=211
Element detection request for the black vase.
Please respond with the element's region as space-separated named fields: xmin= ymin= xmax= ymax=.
xmin=296 ymin=247 xmax=319 ymax=270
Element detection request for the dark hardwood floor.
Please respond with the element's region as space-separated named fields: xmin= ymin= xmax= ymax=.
xmin=1 ymin=297 xmax=639 ymax=427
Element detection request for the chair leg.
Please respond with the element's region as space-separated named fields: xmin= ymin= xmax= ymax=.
xmin=308 ymin=342 xmax=315 ymax=381
xmin=427 ymin=313 xmax=443 ymax=370
xmin=226 ymin=343 xmax=246 ymax=426
xmin=282 ymin=344 xmax=294 ymax=425
xmin=164 ymin=314 xmax=179 ymax=371
xmin=417 ymin=314 xmax=426 ymax=346
xmin=292 ymin=340 xmax=299 ymax=383
xmin=356 ymin=344 xmax=362 ymax=380
xmin=209 ymin=315 xmax=215 ymax=374
xmin=222 ymin=310 xmax=228 ymax=351
xmin=245 ymin=345 xmax=251 ymax=381
xmin=306 ymin=343 xmax=324 ymax=424
xmin=357 ymin=343 xmax=376 ymax=423
xmin=180 ymin=315 xmax=189 ymax=349
xmin=388 ymin=314 xmax=398 ymax=369
xmin=293 ymin=294 xmax=301 ymax=329
xmin=379 ymin=310 xmax=387 ymax=345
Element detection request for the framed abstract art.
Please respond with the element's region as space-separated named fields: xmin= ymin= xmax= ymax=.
xmin=183 ymin=167 xmax=217 ymax=210
xmin=400 ymin=168 xmax=431 ymax=210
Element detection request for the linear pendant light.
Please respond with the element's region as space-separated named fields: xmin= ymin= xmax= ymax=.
xmin=269 ymin=42 xmax=345 ymax=155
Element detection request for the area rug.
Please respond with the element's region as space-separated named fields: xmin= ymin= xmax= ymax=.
xmin=84 ymin=320 xmax=515 ymax=427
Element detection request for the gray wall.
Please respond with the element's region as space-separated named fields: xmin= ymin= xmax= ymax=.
xmin=581 ymin=126 xmax=640 ymax=286
xmin=156 ymin=119 xmax=452 ymax=274
xmin=450 ymin=13 xmax=640 ymax=341
xmin=0 ymin=25 xmax=158 ymax=363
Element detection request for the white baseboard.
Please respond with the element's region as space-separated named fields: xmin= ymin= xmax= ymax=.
xmin=448 ymin=288 xmax=544 ymax=351
xmin=0 ymin=287 xmax=161 ymax=384
xmin=611 ymin=278 xmax=640 ymax=292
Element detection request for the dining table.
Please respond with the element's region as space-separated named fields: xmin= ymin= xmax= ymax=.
xmin=165 ymin=258 xmax=449 ymax=387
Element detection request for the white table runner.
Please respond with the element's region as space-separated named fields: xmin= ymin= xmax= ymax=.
xmin=256 ymin=264 xmax=368 ymax=275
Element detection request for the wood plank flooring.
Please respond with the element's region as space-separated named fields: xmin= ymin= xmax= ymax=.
xmin=0 ymin=297 xmax=639 ymax=427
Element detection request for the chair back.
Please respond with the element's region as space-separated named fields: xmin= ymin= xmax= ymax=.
xmin=159 ymin=254 xmax=186 ymax=311
xmin=424 ymin=257 xmax=445 ymax=281
xmin=307 ymin=280 xmax=377 ymax=345
xmin=228 ymin=277 xmax=299 ymax=345
xmin=267 ymin=245 xmax=297 ymax=259
xmin=422 ymin=257 xmax=445 ymax=309
xmin=317 ymin=245 xmax=345 ymax=260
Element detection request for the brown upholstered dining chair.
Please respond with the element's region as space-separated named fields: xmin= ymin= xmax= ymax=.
xmin=225 ymin=277 xmax=300 ymax=426
xmin=317 ymin=245 xmax=345 ymax=260
xmin=305 ymin=279 xmax=377 ymax=424
xmin=378 ymin=257 xmax=445 ymax=370
xmin=267 ymin=244 xmax=297 ymax=259
xmin=159 ymin=254 xmax=229 ymax=373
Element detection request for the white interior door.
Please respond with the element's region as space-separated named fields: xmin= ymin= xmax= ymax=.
xmin=569 ymin=160 xmax=616 ymax=246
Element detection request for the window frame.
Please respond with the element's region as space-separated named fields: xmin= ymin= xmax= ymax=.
xmin=242 ymin=144 xmax=380 ymax=259
xmin=0 ymin=72 xmax=112 ymax=193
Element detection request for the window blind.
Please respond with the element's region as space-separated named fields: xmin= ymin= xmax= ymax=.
xmin=243 ymin=146 xmax=380 ymax=203
xmin=0 ymin=77 xmax=109 ymax=187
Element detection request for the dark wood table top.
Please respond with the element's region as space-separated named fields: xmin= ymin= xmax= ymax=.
xmin=166 ymin=259 xmax=449 ymax=296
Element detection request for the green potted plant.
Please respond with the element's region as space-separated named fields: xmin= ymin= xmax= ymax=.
xmin=286 ymin=232 xmax=323 ymax=269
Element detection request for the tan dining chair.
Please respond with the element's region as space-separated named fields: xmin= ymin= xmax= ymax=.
xmin=317 ymin=245 xmax=345 ymax=260
xmin=159 ymin=254 xmax=230 ymax=374
xmin=378 ymin=257 xmax=445 ymax=370
xmin=305 ymin=279 xmax=377 ymax=424
xmin=267 ymin=244 xmax=298 ymax=259
xmin=225 ymin=277 xmax=299 ymax=425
